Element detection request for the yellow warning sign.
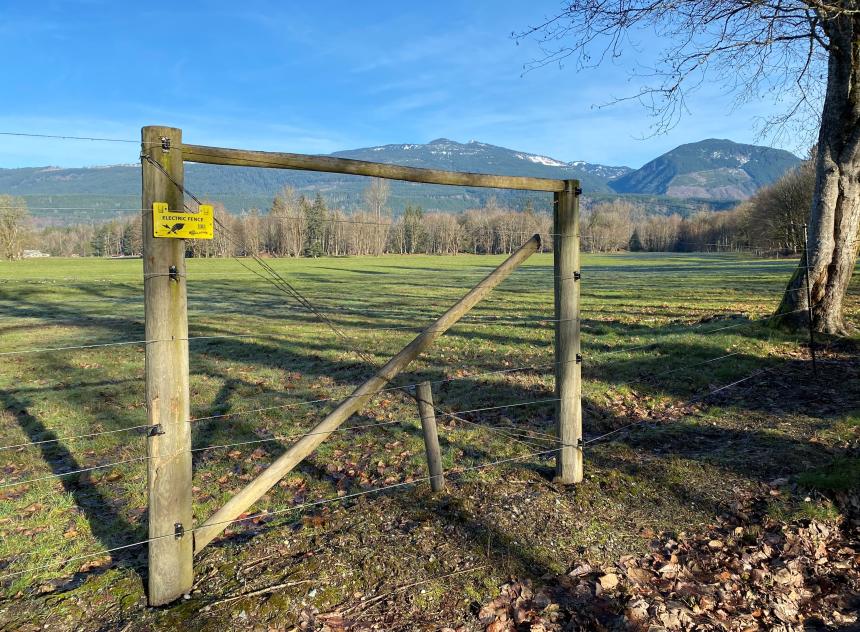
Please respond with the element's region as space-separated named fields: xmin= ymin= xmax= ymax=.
xmin=153 ymin=203 xmax=214 ymax=239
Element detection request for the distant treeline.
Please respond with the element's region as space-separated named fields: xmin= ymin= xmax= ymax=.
xmin=3 ymin=157 xmax=813 ymax=259
xmin=583 ymin=156 xmax=813 ymax=254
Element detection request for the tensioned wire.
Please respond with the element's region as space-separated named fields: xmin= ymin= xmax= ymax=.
xmin=0 ymin=349 xmax=809 ymax=579
xmin=9 ymin=154 xmax=835 ymax=513
xmin=3 ymin=133 xmax=850 ymax=562
xmin=0 ymin=306 xmax=812 ymax=452
xmin=20 ymin=339 xmax=820 ymax=573
xmin=0 ymin=305 xmax=815 ymax=481
xmin=13 ymin=154 xmax=558 ymax=464
xmin=590 ymin=325 xmax=859 ymax=447
xmin=70 ymin=156 xmax=829 ymax=445
xmin=0 ymin=131 xmax=142 ymax=143
xmin=140 ymin=152 xmax=559 ymax=448
xmin=6 ymin=310 xmax=844 ymax=460
xmin=0 ymin=397 xmax=565 ymax=489
xmin=0 ymin=220 xmax=831 ymax=566
xmin=0 ymin=445 xmax=566 ymax=581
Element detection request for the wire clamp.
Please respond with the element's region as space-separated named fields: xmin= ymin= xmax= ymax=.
xmin=574 ymin=187 xmax=583 ymax=196
xmin=169 ymin=265 xmax=178 ymax=282
xmin=576 ymin=354 xmax=582 ymax=364
xmin=174 ymin=523 xmax=185 ymax=539
xmin=573 ymin=271 xmax=581 ymax=281
xmin=160 ymin=137 xmax=171 ymax=152
xmin=149 ymin=424 xmax=165 ymax=437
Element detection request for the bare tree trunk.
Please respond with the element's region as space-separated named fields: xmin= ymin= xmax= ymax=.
xmin=776 ymin=15 xmax=860 ymax=335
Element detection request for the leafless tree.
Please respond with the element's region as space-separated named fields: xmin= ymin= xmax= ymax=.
xmin=638 ymin=214 xmax=683 ymax=251
xmin=745 ymin=158 xmax=816 ymax=252
xmin=519 ymin=1 xmax=860 ymax=333
xmin=269 ymin=186 xmax=302 ymax=256
xmin=581 ymin=199 xmax=639 ymax=251
xmin=187 ymin=202 xmax=233 ymax=257
xmin=28 ymin=198 xmax=553 ymax=258
xmin=0 ymin=195 xmax=30 ymax=260
xmin=364 ymin=178 xmax=391 ymax=256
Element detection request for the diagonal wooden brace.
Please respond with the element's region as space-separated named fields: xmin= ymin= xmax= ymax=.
xmin=193 ymin=234 xmax=541 ymax=553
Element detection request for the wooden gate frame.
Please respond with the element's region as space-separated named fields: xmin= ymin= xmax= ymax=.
xmin=140 ymin=125 xmax=582 ymax=605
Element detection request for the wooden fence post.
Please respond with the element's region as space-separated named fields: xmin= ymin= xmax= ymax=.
xmin=416 ymin=382 xmax=444 ymax=492
xmin=141 ymin=125 xmax=194 ymax=605
xmin=554 ymin=179 xmax=583 ymax=484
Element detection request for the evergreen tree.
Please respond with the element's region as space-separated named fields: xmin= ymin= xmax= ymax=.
xmin=403 ymin=205 xmax=424 ymax=254
xmin=303 ymin=193 xmax=327 ymax=257
xmin=628 ymin=228 xmax=643 ymax=252
xmin=90 ymin=224 xmax=109 ymax=257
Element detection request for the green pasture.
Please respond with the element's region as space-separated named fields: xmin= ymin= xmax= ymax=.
xmin=0 ymin=252 xmax=856 ymax=627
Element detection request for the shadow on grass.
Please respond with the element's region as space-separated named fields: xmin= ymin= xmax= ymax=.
xmin=0 ymin=389 xmax=148 ymax=589
xmin=0 ymin=269 xmax=855 ymax=615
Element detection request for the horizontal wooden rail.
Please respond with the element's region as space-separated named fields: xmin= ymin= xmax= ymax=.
xmin=182 ymin=144 xmax=567 ymax=192
xmin=192 ymin=234 xmax=542 ymax=553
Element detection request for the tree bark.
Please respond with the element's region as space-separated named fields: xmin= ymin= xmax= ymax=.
xmin=776 ymin=11 xmax=860 ymax=335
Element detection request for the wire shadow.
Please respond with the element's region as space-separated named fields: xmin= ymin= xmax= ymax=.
xmin=0 ymin=390 xmax=148 ymax=589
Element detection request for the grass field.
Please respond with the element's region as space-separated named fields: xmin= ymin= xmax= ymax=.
xmin=0 ymin=252 xmax=857 ymax=630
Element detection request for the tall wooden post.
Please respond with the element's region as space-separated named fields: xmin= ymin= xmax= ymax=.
xmin=416 ymin=382 xmax=444 ymax=492
xmin=554 ymin=179 xmax=583 ymax=484
xmin=141 ymin=125 xmax=193 ymax=605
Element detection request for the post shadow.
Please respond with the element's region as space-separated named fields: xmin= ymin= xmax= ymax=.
xmin=0 ymin=389 xmax=148 ymax=589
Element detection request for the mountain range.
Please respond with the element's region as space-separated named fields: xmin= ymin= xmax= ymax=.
xmin=0 ymin=138 xmax=801 ymax=225
xmin=608 ymin=139 xmax=801 ymax=200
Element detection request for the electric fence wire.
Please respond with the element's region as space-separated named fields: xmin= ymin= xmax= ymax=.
xmin=0 ymin=131 xmax=141 ymax=143
xmin=581 ymin=367 xmax=778 ymax=448
xmin=175 ymin=306 xmax=807 ymax=426
xmin=188 ymin=196 xmax=803 ymax=450
xmin=0 ymin=341 xmax=835 ymax=577
xmin=0 ymin=424 xmax=157 ymax=452
xmin=6 ymin=310 xmax=844 ymax=466
xmin=3 ymin=133 xmax=856 ymax=553
xmin=10 ymin=315 xmax=576 ymax=347
xmin=8 ymin=318 xmax=841 ymax=476
xmin=454 ymin=313 xmax=826 ymax=450
xmin=0 ymin=303 xmax=815 ymax=456
xmin=5 ymin=334 xmax=828 ymax=577
xmin=0 ymin=332 xmax=287 ymax=357
xmin=0 ymin=445 xmax=564 ymax=582
xmin=0 ymin=334 xmax=751 ymax=454
xmin=581 ymin=324 xmax=860 ymax=449
xmin=139 ymin=152 xmax=556 ymax=449
xmin=8 ymin=148 xmax=843 ymax=467
xmin=0 ymin=395 xmax=567 ymax=490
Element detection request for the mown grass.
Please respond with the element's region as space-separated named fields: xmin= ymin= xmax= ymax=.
xmin=0 ymin=252 xmax=857 ymax=628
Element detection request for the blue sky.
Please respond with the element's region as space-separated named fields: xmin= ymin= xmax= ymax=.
xmin=0 ymin=0 xmax=803 ymax=169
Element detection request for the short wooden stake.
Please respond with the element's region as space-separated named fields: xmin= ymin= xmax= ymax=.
xmin=554 ymin=180 xmax=583 ymax=484
xmin=142 ymin=125 xmax=194 ymax=605
xmin=416 ymin=382 xmax=444 ymax=492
